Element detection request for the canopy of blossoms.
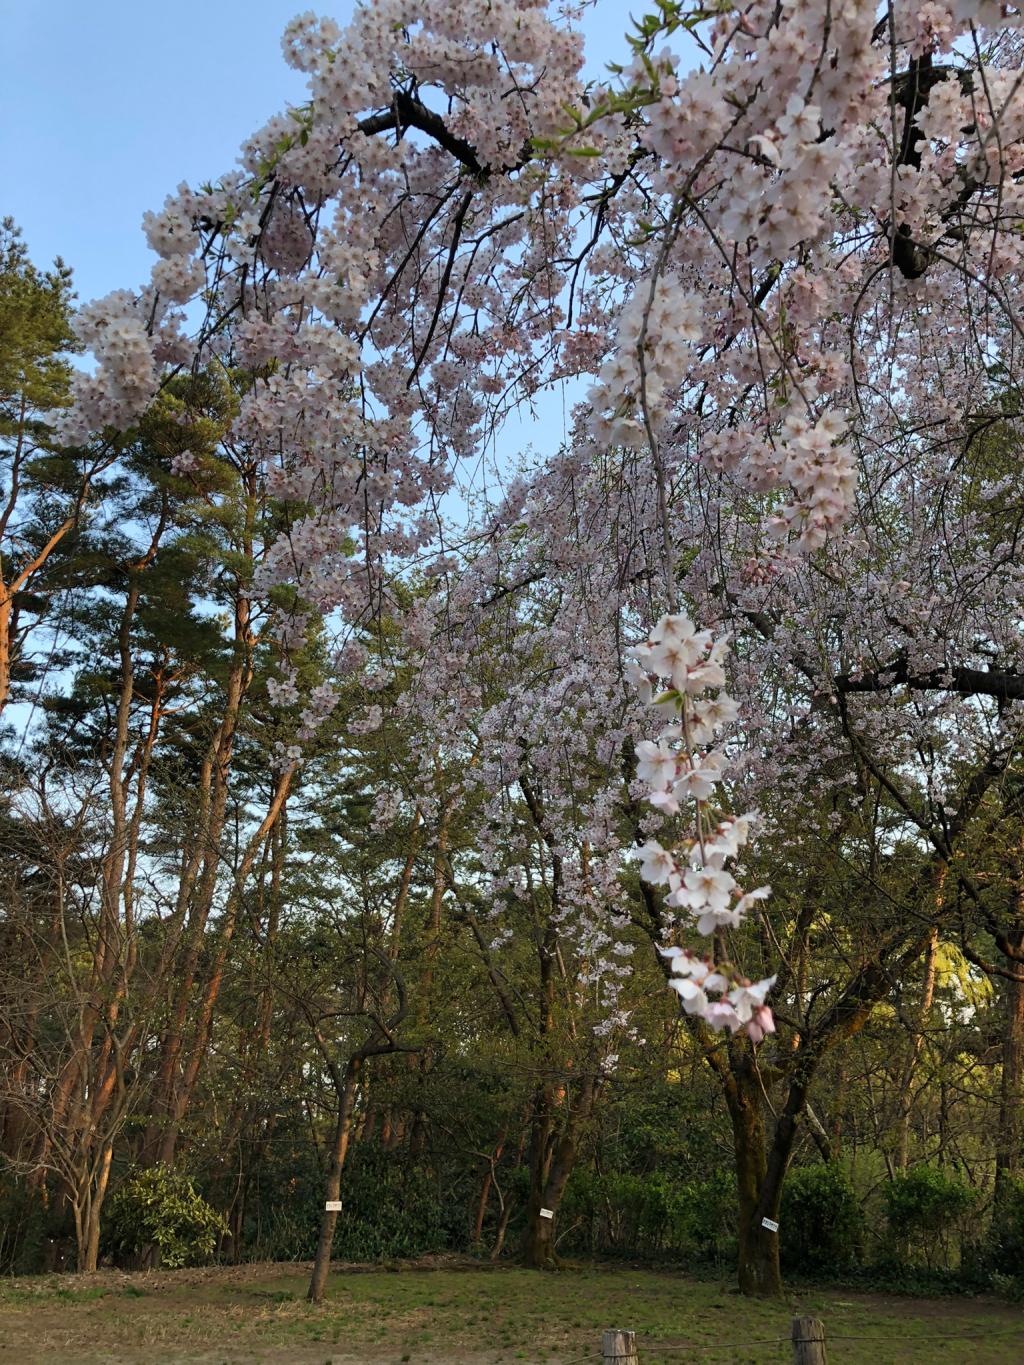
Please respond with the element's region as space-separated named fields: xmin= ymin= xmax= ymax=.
xmin=60 ymin=0 xmax=1024 ymax=1036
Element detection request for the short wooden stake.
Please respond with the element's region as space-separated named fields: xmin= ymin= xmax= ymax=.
xmin=602 ymin=1328 xmax=639 ymax=1364
xmin=791 ymin=1316 xmax=827 ymax=1364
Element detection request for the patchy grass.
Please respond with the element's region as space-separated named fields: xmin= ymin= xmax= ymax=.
xmin=0 ymin=1260 xmax=1021 ymax=1363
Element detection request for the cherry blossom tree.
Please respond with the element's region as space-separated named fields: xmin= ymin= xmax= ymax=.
xmin=56 ymin=0 xmax=1024 ymax=1294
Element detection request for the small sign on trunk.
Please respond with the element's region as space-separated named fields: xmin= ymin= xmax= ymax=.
xmin=539 ymin=1207 xmax=554 ymax=1220
xmin=325 ymin=1200 xmax=343 ymax=1212
xmin=761 ymin=1217 xmax=779 ymax=1232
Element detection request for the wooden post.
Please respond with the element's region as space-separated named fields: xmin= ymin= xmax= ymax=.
xmin=602 ymin=1328 xmax=639 ymax=1364
xmin=791 ymin=1316 xmax=827 ymax=1364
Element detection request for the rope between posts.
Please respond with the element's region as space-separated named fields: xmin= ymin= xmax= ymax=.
xmin=640 ymin=1321 xmax=1024 ymax=1352
xmin=639 ymin=1339 xmax=789 ymax=1354
xmin=823 ymin=1325 xmax=1024 ymax=1342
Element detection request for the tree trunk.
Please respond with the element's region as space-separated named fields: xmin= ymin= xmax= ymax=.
xmin=995 ymin=929 xmax=1024 ymax=1192
xmin=521 ymin=1079 xmax=594 ymax=1269
xmin=491 ymin=1195 xmax=515 ymax=1261
xmin=896 ymin=925 xmax=939 ymax=1170
xmin=521 ymin=1197 xmax=559 ymax=1270
xmin=737 ymin=1207 xmax=782 ymax=1296
xmin=307 ymin=1055 xmax=362 ymax=1304
xmin=83 ymin=1143 xmax=113 ymax=1273
xmin=0 ymin=592 xmax=13 ymax=719
xmin=521 ymin=1080 xmax=554 ymax=1268
xmin=472 ymin=1130 xmax=505 ymax=1251
xmin=473 ymin=1168 xmax=493 ymax=1251
xmin=730 ymin=1064 xmax=783 ymax=1297
xmin=152 ymin=767 xmax=291 ymax=1167
xmin=71 ymin=1140 xmax=113 ymax=1273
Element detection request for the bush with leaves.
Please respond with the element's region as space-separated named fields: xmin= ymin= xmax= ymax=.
xmin=883 ymin=1165 xmax=976 ymax=1271
xmin=779 ymin=1163 xmax=863 ymax=1273
xmin=557 ymin=1167 xmax=736 ymax=1265
xmin=106 ymin=1166 xmax=226 ymax=1270
xmin=981 ymin=1175 xmax=1024 ymax=1285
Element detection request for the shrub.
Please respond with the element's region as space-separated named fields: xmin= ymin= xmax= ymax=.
xmin=780 ymin=1163 xmax=863 ymax=1272
xmin=883 ymin=1164 xmax=976 ymax=1271
xmin=558 ymin=1166 xmax=736 ymax=1265
xmin=984 ymin=1174 xmax=1024 ymax=1282
xmin=561 ymin=1169 xmax=658 ymax=1255
xmin=106 ymin=1165 xmax=227 ymax=1269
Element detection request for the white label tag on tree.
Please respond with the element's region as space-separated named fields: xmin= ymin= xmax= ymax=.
xmin=539 ymin=1207 xmax=554 ymax=1219
xmin=325 ymin=1200 xmax=343 ymax=1212
xmin=761 ymin=1217 xmax=779 ymax=1232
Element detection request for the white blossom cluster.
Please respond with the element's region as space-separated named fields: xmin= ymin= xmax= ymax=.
xmin=630 ymin=614 xmax=776 ymax=1043
xmin=587 ymin=273 xmax=703 ymax=448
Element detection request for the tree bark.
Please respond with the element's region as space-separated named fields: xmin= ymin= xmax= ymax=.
xmin=308 ymin=1055 xmax=362 ymax=1304
xmin=730 ymin=1060 xmax=783 ymax=1297
xmin=521 ymin=1077 xmax=594 ymax=1269
xmin=83 ymin=1142 xmax=113 ymax=1273
xmin=472 ymin=1130 xmax=505 ymax=1251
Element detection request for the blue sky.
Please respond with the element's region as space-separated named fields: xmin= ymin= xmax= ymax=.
xmin=1 ymin=0 xmax=645 ymax=302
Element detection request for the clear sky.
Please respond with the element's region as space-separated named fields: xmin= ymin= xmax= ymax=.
xmin=1 ymin=0 xmax=647 ymax=304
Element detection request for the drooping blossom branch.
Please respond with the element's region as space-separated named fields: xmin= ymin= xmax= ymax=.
xmin=629 ymin=613 xmax=775 ymax=1042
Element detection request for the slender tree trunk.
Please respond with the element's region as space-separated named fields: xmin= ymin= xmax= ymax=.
xmin=995 ymin=929 xmax=1024 ymax=1191
xmin=144 ymin=625 xmax=253 ymax=1163
xmin=0 ymin=593 xmax=13 ymax=719
xmin=82 ymin=1143 xmax=113 ymax=1273
xmin=154 ymin=769 xmax=291 ymax=1166
xmin=308 ymin=1056 xmax=362 ymax=1304
xmin=407 ymin=805 xmax=449 ymax=1158
xmin=473 ymin=1168 xmax=493 ymax=1251
xmin=472 ymin=1130 xmax=505 ymax=1250
xmin=896 ymin=925 xmax=939 ymax=1171
xmin=70 ymin=1140 xmax=114 ymax=1273
xmin=71 ymin=1200 xmax=87 ymax=1273
xmin=36 ymin=589 xmax=144 ymax=1179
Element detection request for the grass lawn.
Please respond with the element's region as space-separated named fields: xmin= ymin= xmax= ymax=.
xmin=0 ymin=1259 xmax=1021 ymax=1364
